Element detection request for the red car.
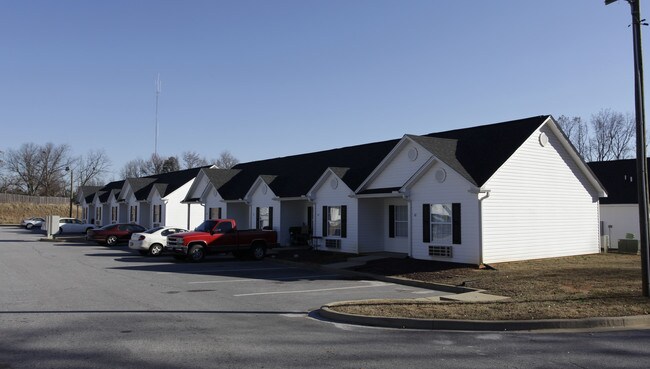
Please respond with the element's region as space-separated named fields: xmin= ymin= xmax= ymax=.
xmin=87 ymin=223 xmax=147 ymax=246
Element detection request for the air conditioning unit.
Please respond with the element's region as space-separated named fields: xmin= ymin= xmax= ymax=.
xmin=325 ymin=239 xmax=341 ymax=249
xmin=429 ymin=245 xmax=453 ymax=258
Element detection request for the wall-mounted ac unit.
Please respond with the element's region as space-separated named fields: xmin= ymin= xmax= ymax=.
xmin=429 ymin=245 xmax=453 ymax=258
xmin=325 ymin=239 xmax=341 ymax=249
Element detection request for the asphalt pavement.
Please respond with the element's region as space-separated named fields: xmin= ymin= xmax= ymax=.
xmin=2 ymin=225 xmax=650 ymax=368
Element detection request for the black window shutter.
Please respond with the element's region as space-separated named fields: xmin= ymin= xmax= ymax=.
xmin=422 ymin=204 xmax=430 ymax=243
xmin=452 ymin=203 xmax=461 ymax=244
xmin=256 ymin=207 xmax=260 ymax=229
xmin=322 ymin=206 xmax=327 ymax=237
xmin=218 ymin=207 xmax=222 ymax=219
xmin=388 ymin=205 xmax=395 ymax=238
xmin=341 ymin=205 xmax=347 ymax=238
xmin=307 ymin=206 xmax=313 ymax=235
xmin=269 ymin=207 xmax=274 ymax=228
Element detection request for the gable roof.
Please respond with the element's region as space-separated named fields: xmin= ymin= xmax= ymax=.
xmin=218 ymin=139 xmax=399 ymax=200
xmin=78 ymin=186 xmax=102 ymax=204
xmin=588 ymin=158 xmax=646 ymax=204
xmin=124 ymin=167 xmax=208 ymax=201
xmin=97 ymin=180 xmax=125 ymax=203
xmin=422 ymin=115 xmax=550 ymax=186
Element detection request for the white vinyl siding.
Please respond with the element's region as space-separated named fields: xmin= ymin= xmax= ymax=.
xmin=481 ymin=124 xmax=601 ymax=263
xmin=313 ymin=172 xmax=358 ymax=254
xmin=248 ymin=180 xmax=281 ymax=241
xmin=409 ymin=161 xmax=480 ymax=264
xmin=365 ymin=141 xmax=431 ymax=190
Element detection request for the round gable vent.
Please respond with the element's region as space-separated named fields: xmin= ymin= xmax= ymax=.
xmin=539 ymin=132 xmax=549 ymax=147
xmin=435 ymin=168 xmax=447 ymax=183
xmin=408 ymin=147 xmax=418 ymax=161
xmin=330 ymin=178 xmax=339 ymax=189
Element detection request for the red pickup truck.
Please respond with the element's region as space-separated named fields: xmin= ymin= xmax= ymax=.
xmin=166 ymin=219 xmax=278 ymax=262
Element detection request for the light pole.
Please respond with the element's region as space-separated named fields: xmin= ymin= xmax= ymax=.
xmin=65 ymin=166 xmax=73 ymax=218
xmin=606 ymin=0 xmax=650 ymax=297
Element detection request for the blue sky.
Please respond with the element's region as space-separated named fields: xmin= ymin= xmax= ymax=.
xmin=0 ymin=0 xmax=644 ymax=180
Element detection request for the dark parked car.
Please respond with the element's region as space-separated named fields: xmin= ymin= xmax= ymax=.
xmin=87 ymin=223 xmax=147 ymax=246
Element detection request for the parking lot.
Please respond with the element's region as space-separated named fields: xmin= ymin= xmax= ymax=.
xmin=3 ymin=225 xmax=650 ymax=369
xmin=0 ymin=226 xmax=447 ymax=315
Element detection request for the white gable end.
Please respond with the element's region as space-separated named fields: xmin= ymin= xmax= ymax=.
xmin=366 ymin=140 xmax=432 ymax=190
xmin=481 ymin=124 xmax=601 ymax=263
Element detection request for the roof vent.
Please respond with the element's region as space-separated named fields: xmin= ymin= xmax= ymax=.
xmin=330 ymin=178 xmax=339 ymax=189
xmin=539 ymin=132 xmax=549 ymax=147
xmin=408 ymin=147 xmax=418 ymax=161
xmin=435 ymin=169 xmax=447 ymax=183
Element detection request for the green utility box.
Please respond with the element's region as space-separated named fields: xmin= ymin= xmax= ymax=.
xmin=618 ymin=239 xmax=639 ymax=254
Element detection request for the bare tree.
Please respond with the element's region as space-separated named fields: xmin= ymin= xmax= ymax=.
xmin=610 ymin=112 xmax=636 ymax=160
xmin=76 ymin=149 xmax=112 ymax=187
xmin=182 ymin=151 xmax=209 ymax=169
xmin=142 ymin=153 xmax=166 ymax=175
xmin=589 ymin=109 xmax=635 ymax=161
xmin=213 ymin=150 xmax=239 ymax=169
xmin=557 ymin=115 xmax=591 ymax=160
xmin=557 ymin=110 xmax=635 ymax=162
xmin=120 ymin=158 xmax=148 ymax=178
xmin=161 ymin=156 xmax=180 ymax=173
xmin=4 ymin=142 xmax=72 ymax=196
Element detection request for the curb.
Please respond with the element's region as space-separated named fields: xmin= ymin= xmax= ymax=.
xmin=318 ymin=303 xmax=650 ymax=331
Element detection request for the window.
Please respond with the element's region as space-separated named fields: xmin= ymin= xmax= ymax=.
xmin=328 ymin=206 xmax=341 ymax=237
xmin=430 ymin=204 xmax=452 ymax=244
xmin=96 ymin=207 xmax=102 ymax=222
xmin=256 ymin=207 xmax=272 ymax=229
xmin=422 ymin=203 xmax=461 ymax=245
xmin=389 ymin=205 xmax=408 ymax=238
xmin=130 ymin=206 xmax=137 ymax=223
xmin=153 ymin=204 xmax=162 ymax=223
xmin=322 ymin=205 xmax=347 ymax=238
xmin=111 ymin=207 xmax=117 ymax=223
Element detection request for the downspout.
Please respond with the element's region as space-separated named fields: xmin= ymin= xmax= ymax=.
xmin=477 ymin=189 xmax=491 ymax=266
xmin=187 ymin=203 xmax=191 ymax=230
xmin=400 ymin=191 xmax=412 ymax=258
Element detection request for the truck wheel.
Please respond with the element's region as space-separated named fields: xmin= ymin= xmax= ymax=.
xmin=188 ymin=245 xmax=205 ymax=262
xmin=149 ymin=243 xmax=164 ymax=256
xmin=250 ymin=243 xmax=266 ymax=260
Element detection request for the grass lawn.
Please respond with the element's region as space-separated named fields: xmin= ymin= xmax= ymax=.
xmin=288 ymin=251 xmax=650 ymax=320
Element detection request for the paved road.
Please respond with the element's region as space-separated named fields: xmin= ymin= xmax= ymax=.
xmin=1 ymin=226 xmax=649 ymax=368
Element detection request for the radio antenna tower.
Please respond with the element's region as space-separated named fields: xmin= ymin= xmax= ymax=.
xmin=154 ymin=73 xmax=162 ymax=156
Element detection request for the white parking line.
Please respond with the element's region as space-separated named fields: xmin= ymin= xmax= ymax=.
xmin=188 ymin=274 xmax=339 ymax=284
xmin=234 ymin=281 xmax=390 ymax=297
xmin=156 ymin=267 xmax=298 ymax=275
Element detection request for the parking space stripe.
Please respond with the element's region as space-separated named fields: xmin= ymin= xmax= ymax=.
xmin=188 ymin=274 xmax=339 ymax=284
xmin=156 ymin=267 xmax=298 ymax=275
xmin=234 ymin=281 xmax=390 ymax=297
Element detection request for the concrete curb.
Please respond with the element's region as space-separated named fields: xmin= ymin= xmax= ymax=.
xmin=319 ymin=303 xmax=650 ymax=331
xmin=269 ymin=257 xmax=650 ymax=332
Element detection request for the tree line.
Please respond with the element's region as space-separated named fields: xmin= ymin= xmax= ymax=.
xmin=0 ymin=110 xmax=632 ymax=197
xmin=0 ymin=145 xmax=238 ymax=197
xmin=556 ymin=109 xmax=635 ymax=162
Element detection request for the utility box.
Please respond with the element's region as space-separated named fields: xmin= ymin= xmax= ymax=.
xmin=618 ymin=238 xmax=639 ymax=254
xmin=44 ymin=215 xmax=60 ymax=239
